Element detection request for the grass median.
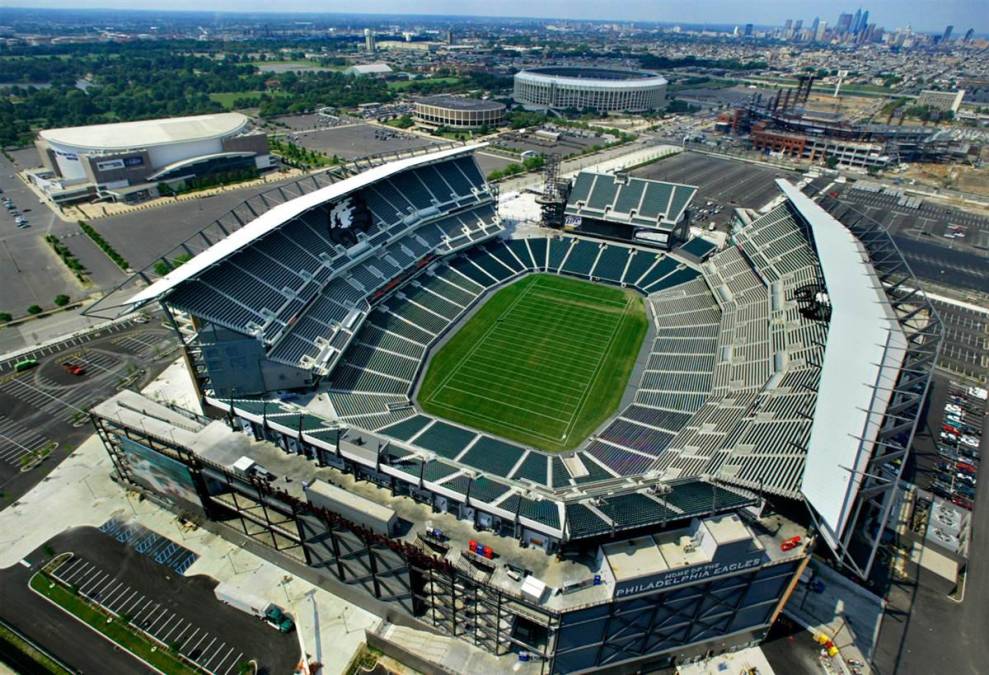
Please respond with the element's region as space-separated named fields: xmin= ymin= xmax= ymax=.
xmin=29 ymin=569 xmax=200 ymax=675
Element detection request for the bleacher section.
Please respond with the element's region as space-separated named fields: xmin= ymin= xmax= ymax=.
xmin=165 ymin=151 xmax=496 ymax=375
xmin=651 ymin=203 xmax=826 ymax=498
xmin=564 ymin=171 xmax=698 ymax=231
xmin=323 ymin=234 xmax=714 ymax=486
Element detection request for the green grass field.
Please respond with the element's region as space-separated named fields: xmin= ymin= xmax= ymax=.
xmin=418 ymin=274 xmax=647 ymax=452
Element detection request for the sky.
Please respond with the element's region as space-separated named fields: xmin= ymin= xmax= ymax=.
xmin=5 ymin=0 xmax=987 ymax=34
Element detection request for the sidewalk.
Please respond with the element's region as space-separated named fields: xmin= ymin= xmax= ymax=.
xmin=785 ymin=559 xmax=884 ymax=673
xmin=0 ymin=359 xmax=380 ymax=674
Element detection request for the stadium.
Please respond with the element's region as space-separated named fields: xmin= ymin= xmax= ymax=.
xmin=413 ymin=94 xmax=507 ymax=129
xmin=88 ymin=144 xmax=939 ymax=673
xmin=30 ymin=112 xmax=272 ymax=203
xmin=513 ymin=67 xmax=668 ymax=112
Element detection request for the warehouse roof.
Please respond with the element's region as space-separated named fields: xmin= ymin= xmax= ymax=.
xmin=39 ymin=112 xmax=250 ymax=151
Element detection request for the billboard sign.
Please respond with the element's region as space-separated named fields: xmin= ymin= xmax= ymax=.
xmin=118 ymin=437 xmax=200 ymax=504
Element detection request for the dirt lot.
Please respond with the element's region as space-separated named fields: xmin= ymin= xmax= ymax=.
xmin=902 ymin=163 xmax=989 ymax=198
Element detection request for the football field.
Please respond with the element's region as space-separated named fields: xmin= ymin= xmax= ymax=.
xmin=418 ymin=274 xmax=647 ymax=452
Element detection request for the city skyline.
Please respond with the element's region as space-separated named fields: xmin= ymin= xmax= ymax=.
xmin=1 ymin=1 xmax=986 ymax=34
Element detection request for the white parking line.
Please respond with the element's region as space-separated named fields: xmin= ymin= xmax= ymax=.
xmin=165 ymin=622 xmax=191 ymax=645
xmin=102 ymin=581 xmax=132 ymax=609
xmin=161 ymin=618 xmax=187 ymax=643
xmin=222 ymin=653 xmax=246 ymax=675
xmin=111 ymin=588 xmax=139 ymax=612
xmin=200 ymin=640 xmax=229 ymax=670
xmin=80 ymin=572 xmax=111 ymax=596
xmin=195 ymin=636 xmax=218 ymax=663
xmin=71 ymin=572 xmax=100 ymax=595
xmin=145 ymin=608 xmax=172 ymax=632
xmin=151 ymin=613 xmax=180 ymax=636
xmin=120 ymin=592 xmax=146 ymax=615
xmin=208 ymin=645 xmax=237 ymax=672
xmin=132 ymin=600 xmax=158 ymax=623
xmin=60 ymin=560 xmax=91 ymax=584
xmin=179 ymin=627 xmax=201 ymax=651
xmin=187 ymin=633 xmax=211 ymax=657
xmin=56 ymin=559 xmax=87 ymax=582
xmin=93 ymin=579 xmax=123 ymax=602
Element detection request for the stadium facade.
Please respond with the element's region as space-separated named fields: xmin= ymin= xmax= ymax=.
xmin=31 ymin=112 xmax=272 ymax=203
xmin=414 ymin=95 xmax=506 ymax=129
xmin=514 ymin=67 xmax=667 ymax=113
xmin=88 ymin=145 xmax=939 ymax=672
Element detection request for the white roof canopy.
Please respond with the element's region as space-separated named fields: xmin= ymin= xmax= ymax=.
xmin=778 ymin=180 xmax=908 ymax=549
xmin=127 ymin=144 xmax=484 ymax=307
xmin=40 ymin=112 xmax=249 ymax=151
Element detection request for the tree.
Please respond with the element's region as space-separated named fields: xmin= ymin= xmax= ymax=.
xmin=0 ymin=312 xmax=11 ymax=323
xmin=27 ymin=305 xmax=42 ymax=315
xmin=53 ymin=294 xmax=70 ymax=306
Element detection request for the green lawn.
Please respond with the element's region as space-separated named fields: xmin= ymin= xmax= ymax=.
xmin=418 ymin=274 xmax=647 ymax=452
xmin=387 ymin=76 xmax=460 ymax=91
xmin=30 ymin=569 xmax=199 ymax=674
xmin=208 ymin=91 xmax=262 ymax=108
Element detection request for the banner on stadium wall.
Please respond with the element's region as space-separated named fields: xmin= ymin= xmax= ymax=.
xmin=118 ymin=437 xmax=199 ymax=504
xmin=613 ymin=553 xmax=767 ymax=598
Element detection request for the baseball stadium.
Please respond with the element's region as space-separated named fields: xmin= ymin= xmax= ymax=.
xmin=87 ymin=144 xmax=940 ymax=673
xmin=513 ymin=67 xmax=668 ymax=113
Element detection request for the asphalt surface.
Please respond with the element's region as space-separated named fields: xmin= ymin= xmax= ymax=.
xmin=873 ymin=389 xmax=989 ymax=675
xmin=632 ymin=151 xmax=799 ymax=228
xmin=824 ymin=186 xmax=989 ymax=294
xmin=0 ymin=527 xmax=299 ymax=675
xmin=929 ymin=300 xmax=989 ymax=382
xmin=0 ymin=152 xmax=80 ymax=315
xmin=0 ymin=322 xmax=179 ymax=505
xmin=289 ymin=122 xmax=441 ymax=160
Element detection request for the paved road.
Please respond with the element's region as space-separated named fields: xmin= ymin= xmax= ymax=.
xmin=0 ymin=546 xmax=155 ymax=674
xmin=0 ymin=527 xmax=299 ymax=675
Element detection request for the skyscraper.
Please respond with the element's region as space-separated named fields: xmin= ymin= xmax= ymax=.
xmin=837 ymin=13 xmax=853 ymax=34
xmin=816 ymin=21 xmax=828 ymax=42
xmin=852 ymin=8 xmax=862 ymax=33
xmin=963 ymin=28 xmax=975 ymax=42
xmin=744 ymin=23 xmax=754 ymax=37
xmin=364 ymin=28 xmax=376 ymax=53
xmin=942 ymin=25 xmax=954 ymax=42
xmin=859 ymin=10 xmax=869 ymax=33
xmin=811 ymin=17 xmax=820 ymax=34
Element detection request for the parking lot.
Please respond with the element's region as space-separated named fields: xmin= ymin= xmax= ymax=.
xmin=909 ymin=376 xmax=985 ymax=510
xmin=289 ymin=122 xmax=443 ymax=160
xmin=0 ymin=323 xmax=178 ymax=503
xmin=1 ymin=526 xmax=299 ymax=675
xmin=931 ymin=299 xmax=989 ymax=381
xmin=828 ymin=184 xmax=989 ymax=293
xmin=492 ymin=126 xmax=606 ymax=159
xmin=632 ymin=151 xmax=798 ymax=228
xmin=0 ymin=151 xmax=86 ymax=316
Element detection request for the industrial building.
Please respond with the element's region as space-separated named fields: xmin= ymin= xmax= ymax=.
xmin=31 ymin=112 xmax=272 ymax=203
xmin=717 ymin=75 xmax=977 ymax=168
xmin=413 ymin=95 xmax=506 ymax=129
xmin=87 ymin=145 xmax=939 ymax=672
xmin=513 ymin=67 xmax=667 ymax=113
